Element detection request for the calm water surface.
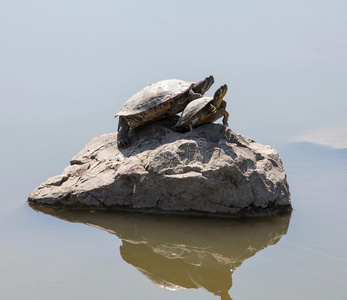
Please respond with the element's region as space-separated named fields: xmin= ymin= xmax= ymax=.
xmin=1 ymin=1 xmax=347 ymax=299
xmin=1 ymin=140 xmax=346 ymax=300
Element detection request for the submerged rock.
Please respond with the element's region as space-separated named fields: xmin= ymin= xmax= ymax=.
xmin=28 ymin=116 xmax=291 ymax=216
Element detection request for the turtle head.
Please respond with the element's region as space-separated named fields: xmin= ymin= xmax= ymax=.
xmin=212 ymin=84 xmax=228 ymax=108
xmin=193 ymin=75 xmax=215 ymax=95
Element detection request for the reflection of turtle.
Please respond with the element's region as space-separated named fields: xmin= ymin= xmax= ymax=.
xmin=175 ymin=84 xmax=229 ymax=132
xmin=30 ymin=205 xmax=291 ymax=300
xmin=115 ymin=76 xmax=215 ymax=147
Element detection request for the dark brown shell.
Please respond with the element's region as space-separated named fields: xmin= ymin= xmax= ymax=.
xmin=115 ymin=79 xmax=193 ymax=117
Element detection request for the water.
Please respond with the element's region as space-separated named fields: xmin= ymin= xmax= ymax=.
xmin=1 ymin=1 xmax=347 ymax=299
xmin=27 ymin=205 xmax=292 ymax=300
xmin=2 ymin=140 xmax=347 ymax=299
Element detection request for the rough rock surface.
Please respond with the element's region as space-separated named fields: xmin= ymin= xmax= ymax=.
xmin=28 ymin=116 xmax=291 ymax=216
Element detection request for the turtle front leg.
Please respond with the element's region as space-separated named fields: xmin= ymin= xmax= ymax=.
xmin=187 ymin=89 xmax=203 ymax=102
xmin=174 ymin=90 xmax=202 ymax=113
xmin=220 ymin=100 xmax=229 ymax=126
xmin=222 ymin=111 xmax=229 ymax=126
xmin=117 ymin=117 xmax=131 ymax=148
xmin=200 ymin=101 xmax=229 ymax=126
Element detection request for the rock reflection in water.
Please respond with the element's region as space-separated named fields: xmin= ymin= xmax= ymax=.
xmin=30 ymin=204 xmax=291 ymax=300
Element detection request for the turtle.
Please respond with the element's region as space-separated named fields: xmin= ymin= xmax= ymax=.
xmin=175 ymin=84 xmax=229 ymax=132
xmin=115 ymin=75 xmax=215 ymax=147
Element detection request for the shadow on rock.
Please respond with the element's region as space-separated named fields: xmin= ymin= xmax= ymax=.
xmin=118 ymin=116 xmax=181 ymax=157
xmin=29 ymin=204 xmax=292 ymax=300
xmin=118 ymin=115 xmax=240 ymax=158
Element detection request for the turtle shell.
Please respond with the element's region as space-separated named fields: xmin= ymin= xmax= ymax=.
xmin=175 ymin=97 xmax=213 ymax=128
xmin=115 ymin=79 xmax=193 ymax=117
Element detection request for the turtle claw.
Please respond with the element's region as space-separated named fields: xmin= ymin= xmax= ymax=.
xmin=117 ymin=137 xmax=130 ymax=148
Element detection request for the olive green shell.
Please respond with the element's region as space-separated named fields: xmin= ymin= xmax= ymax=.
xmin=175 ymin=97 xmax=212 ymax=128
xmin=115 ymin=79 xmax=193 ymax=118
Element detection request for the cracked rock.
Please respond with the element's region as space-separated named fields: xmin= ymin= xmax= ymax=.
xmin=28 ymin=116 xmax=291 ymax=216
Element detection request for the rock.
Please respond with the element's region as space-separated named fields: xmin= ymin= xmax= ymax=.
xmin=28 ymin=116 xmax=291 ymax=216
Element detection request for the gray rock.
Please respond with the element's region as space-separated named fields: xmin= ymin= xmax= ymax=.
xmin=28 ymin=116 xmax=291 ymax=216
